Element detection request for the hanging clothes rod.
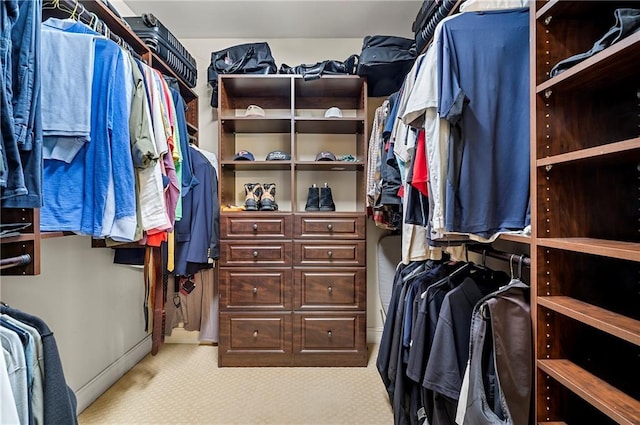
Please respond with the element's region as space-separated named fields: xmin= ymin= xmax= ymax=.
xmin=467 ymin=244 xmax=531 ymax=267
xmin=0 ymin=254 xmax=33 ymax=270
xmin=43 ymin=0 xmax=138 ymax=56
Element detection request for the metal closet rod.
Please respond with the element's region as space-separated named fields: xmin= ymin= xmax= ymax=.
xmin=467 ymin=244 xmax=531 ymax=267
xmin=0 ymin=254 xmax=33 ymax=270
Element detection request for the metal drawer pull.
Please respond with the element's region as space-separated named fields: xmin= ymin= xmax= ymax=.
xmin=327 ymin=224 xmax=333 ymax=231
xmin=327 ymin=330 xmax=332 ymax=338
xmin=252 ymin=287 xmax=258 ymax=294
xmin=253 ymin=330 xmax=259 ymax=338
xmin=253 ymin=251 xmax=258 ymax=258
xmin=327 ymin=286 xmax=333 ymax=294
xmin=327 ymin=250 xmax=333 ymax=258
xmin=253 ymin=223 xmax=258 ymax=231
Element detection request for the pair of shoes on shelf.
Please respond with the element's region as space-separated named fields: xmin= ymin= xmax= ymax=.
xmin=305 ymin=183 xmax=335 ymax=212
xmin=244 ymin=183 xmax=278 ymax=211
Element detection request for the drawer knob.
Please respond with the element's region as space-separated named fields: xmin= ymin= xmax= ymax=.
xmin=327 ymin=250 xmax=333 ymax=258
xmin=252 ymin=287 xmax=258 ymax=294
xmin=253 ymin=251 xmax=258 ymax=258
xmin=252 ymin=223 xmax=258 ymax=231
xmin=327 ymin=224 xmax=333 ymax=231
xmin=253 ymin=330 xmax=259 ymax=338
xmin=327 ymin=286 xmax=333 ymax=294
xmin=327 ymin=330 xmax=332 ymax=338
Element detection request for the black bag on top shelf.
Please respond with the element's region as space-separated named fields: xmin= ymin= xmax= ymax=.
xmin=356 ymin=35 xmax=417 ymax=97
xmin=207 ymin=42 xmax=277 ymax=107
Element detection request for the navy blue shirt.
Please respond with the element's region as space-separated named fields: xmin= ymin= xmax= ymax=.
xmin=437 ymin=8 xmax=530 ymax=238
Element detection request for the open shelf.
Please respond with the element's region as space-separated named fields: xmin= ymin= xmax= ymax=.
xmin=220 ymin=117 xmax=291 ymax=134
xmin=537 ymin=359 xmax=640 ymax=425
xmin=497 ymin=233 xmax=530 ymax=244
xmin=295 ymin=118 xmax=365 ymax=134
xmin=537 ymin=296 xmax=640 ymax=346
xmin=536 ymin=31 xmax=640 ymax=93
xmin=537 ymin=137 xmax=640 ymax=167
xmin=536 ymin=238 xmax=640 ymax=262
xmin=150 ymin=53 xmax=197 ymax=102
xmin=536 ymin=0 xmax=640 ymax=21
xmin=186 ymin=122 xmax=198 ymax=135
xmin=78 ymin=0 xmax=148 ymax=55
xmin=294 ymin=161 xmax=363 ymax=172
xmin=220 ymin=161 xmax=292 ymax=171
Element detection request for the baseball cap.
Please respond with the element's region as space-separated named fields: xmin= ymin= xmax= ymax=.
xmin=233 ymin=150 xmax=255 ymax=161
xmin=244 ymin=104 xmax=265 ymax=117
xmin=324 ymin=107 xmax=343 ymax=118
xmin=315 ymin=151 xmax=337 ymax=161
xmin=265 ymin=150 xmax=291 ymax=161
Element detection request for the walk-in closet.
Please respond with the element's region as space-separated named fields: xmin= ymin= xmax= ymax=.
xmin=1 ymin=1 xmax=639 ymax=424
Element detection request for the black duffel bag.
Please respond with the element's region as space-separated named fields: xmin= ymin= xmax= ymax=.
xmin=278 ymin=54 xmax=359 ymax=80
xmin=357 ymin=35 xmax=417 ymax=97
xmin=207 ymin=42 xmax=277 ymax=107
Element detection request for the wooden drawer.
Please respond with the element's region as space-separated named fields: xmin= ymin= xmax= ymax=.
xmin=219 ymin=313 xmax=293 ymax=367
xmin=293 ymin=313 xmax=367 ymax=366
xmin=220 ymin=241 xmax=292 ymax=266
xmin=221 ymin=213 xmax=292 ymax=239
xmin=293 ymin=241 xmax=365 ymax=266
xmin=294 ymin=268 xmax=365 ymax=310
xmin=219 ymin=268 xmax=291 ymax=310
xmin=294 ymin=214 xmax=365 ymax=239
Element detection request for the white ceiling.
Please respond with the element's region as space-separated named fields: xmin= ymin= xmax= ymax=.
xmin=122 ymin=0 xmax=422 ymax=39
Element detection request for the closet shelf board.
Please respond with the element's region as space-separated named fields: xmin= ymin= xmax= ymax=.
xmin=79 ymin=1 xmax=148 ymax=55
xmin=150 ymin=53 xmax=197 ymax=102
xmin=2 ymin=234 xmax=35 ymax=243
xmin=295 ymin=161 xmax=363 ymax=171
xmin=497 ymin=233 xmax=530 ymax=244
xmin=40 ymin=231 xmax=74 ymax=239
xmin=186 ymin=122 xmax=198 ymax=135
xmin=535 ymin=0 xmax=640 ymax=20
xmin=220 ymin=161 xmax=292 ymax=172
xmin=536 ymin=31 xmax=640 ymax=94
xmin=295 ymin=118 xmax=365 ymax=134
xmin=535 ymin=0 xmax=560 ymax=18
xmin=537 ymin=296 xmax=640 ymax=346
xmin=537 ymin=359 xmax=640 ymax=425
xmin=220 ymin=118 xmax=291 ymax=133
xmin=536 ymin=238 xmax=640 ymax=262
xmin=536 ymin=137 xmax=640 ymax=167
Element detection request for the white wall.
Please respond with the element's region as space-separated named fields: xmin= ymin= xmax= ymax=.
xmin=0 ymin=237 xmax=151 ymax=411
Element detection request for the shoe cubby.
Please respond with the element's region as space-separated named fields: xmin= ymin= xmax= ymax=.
xmin=217 ymin=75 xmax=368 ymax=367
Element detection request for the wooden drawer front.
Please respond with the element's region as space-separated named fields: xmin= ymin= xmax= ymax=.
xmin=294 ymin=269 xmax=365 ymax=310
xmin=221 ymin=241 xmax=292 ymax=266
xmin=219 ymin=268 xmax=291 ymax=310
xmin=294 ymin=313 xmax=366 ymax=351
xmin=221 ymin=214 xmax=292 ymax=239
xmin=294 ymin=241 xmax=365 ymax=266
xmin=220 ymin=313 xmax=292 ymax=353
xmin=294 ymin=215 xmax=365 ymax=239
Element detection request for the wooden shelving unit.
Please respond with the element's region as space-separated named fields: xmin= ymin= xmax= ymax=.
xmin=532 ymin=1 xmax=640 ymax=422
xmin=217 ymin=75 xmax=368 ymax=367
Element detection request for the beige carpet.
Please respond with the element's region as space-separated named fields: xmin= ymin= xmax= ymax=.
xmin=79 ymin=343 xmax=393 ymax=425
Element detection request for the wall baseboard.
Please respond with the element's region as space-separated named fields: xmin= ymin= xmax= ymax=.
xmin=367 ymin=327 xmax=383 ymax=344
xmin=75 ymin=335 xmax=152 ymax=413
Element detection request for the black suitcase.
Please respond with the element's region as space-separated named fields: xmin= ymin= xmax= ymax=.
xmin=124 ymin=14 xmax=197 ymax=88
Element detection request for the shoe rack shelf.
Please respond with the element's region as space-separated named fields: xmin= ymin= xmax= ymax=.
xmin=532 ymin=1 xmax=640 ymax=423
xmin=217 ymin=75 xmax=368 ymax=367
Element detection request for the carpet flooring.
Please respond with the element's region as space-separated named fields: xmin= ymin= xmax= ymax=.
xmin=78 ymin=343 xmax=393 ymax=425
